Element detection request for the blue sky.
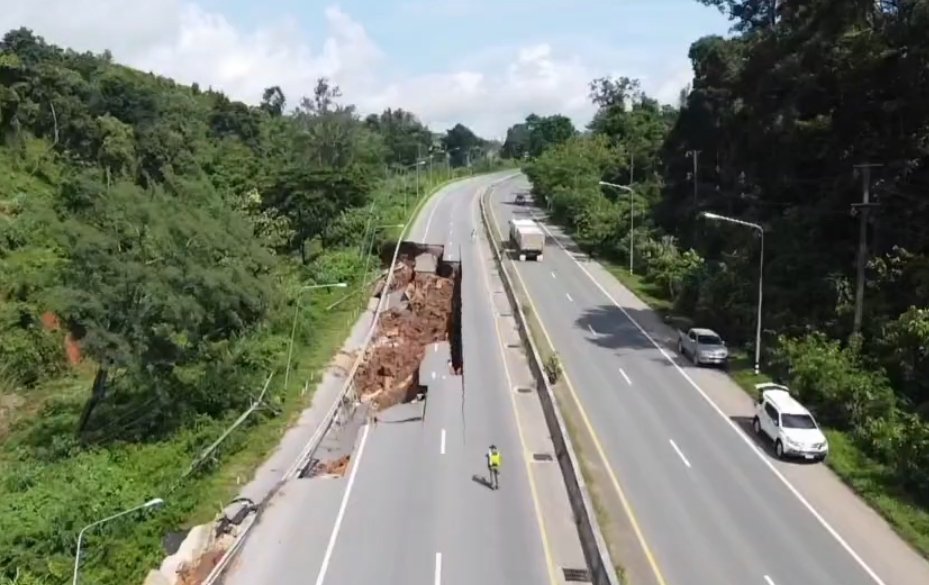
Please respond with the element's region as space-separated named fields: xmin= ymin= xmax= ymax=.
xmin=199 ymin=0 xmax=731 ymax=86
xmin=5 ymin=0 xmax=733 ymax=137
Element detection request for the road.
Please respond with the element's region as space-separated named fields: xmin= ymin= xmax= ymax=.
xmin=222 ymin=172 xmax=582 ymax=585
xmin=489 ymin=174 xmax=929 ymax=585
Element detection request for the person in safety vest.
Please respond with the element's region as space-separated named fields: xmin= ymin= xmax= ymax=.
xmin=486 ymin=445 xmax=502 ymax=490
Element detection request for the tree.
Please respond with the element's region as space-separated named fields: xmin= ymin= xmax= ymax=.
xmin=364 ymin=107 xmax=432 ymax=166
xmin=292 ymin=78 xmax=386 ymax=170
xmin=262 ymin=165 xmax=371 ymax=263
xmin=43 ymin=178 xmax=276 ymax=434
xmin=501 ymin=122 xmax=530 ymax=159
xmin=525 ymin=114 xmax=576 ymax=158
xmin=260 ymin=85 xmax=286 ymax=117
xmin=588 ymin=77 xmax=674 ymax=182
xmin=442 ymin=123 xmax=484 ymax=167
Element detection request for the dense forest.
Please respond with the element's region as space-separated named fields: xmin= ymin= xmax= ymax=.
xmin=504 ymin=0 xmax=929 ymax=554
xmin=0 ymin=28 xmax=503 ymax=584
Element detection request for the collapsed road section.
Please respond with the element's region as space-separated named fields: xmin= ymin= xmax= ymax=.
xmin=300 ymin=241 xmax=463 ymax=476
xmin=355 ymin=242 xmax=462 ymax=410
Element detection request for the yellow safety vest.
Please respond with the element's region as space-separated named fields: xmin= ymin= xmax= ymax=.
xmin=489 ymin=452 xmax=501 ymax=467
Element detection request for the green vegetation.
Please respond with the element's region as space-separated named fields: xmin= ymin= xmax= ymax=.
xmin=0 ymin=28 xmax=506 ymax=584
xmin=504 ymin=0 xmax=929 ymax=557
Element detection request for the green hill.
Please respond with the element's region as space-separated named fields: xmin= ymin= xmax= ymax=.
xmin=0 ymin=27 xmax=501 ymax=584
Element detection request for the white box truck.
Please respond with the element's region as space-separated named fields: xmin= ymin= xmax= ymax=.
xmin=508 ymin=218 xmax=544 ymax=261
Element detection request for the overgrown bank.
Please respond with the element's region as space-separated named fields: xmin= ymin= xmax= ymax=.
xmin=0 ymin=27 xmax=507 ymax=585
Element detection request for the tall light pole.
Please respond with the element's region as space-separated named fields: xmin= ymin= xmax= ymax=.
xmin=73 ymin=498 xmax=165 ymax=585
xmin=599 ymin=181 xmax=636 ymax=274
xmin=700 ymin=211 xmax=765 ymax=374
xmin=285 ymin=282 xmax=348 ymax=390
xmin=405 ymin=160 xmax=427 ymax=211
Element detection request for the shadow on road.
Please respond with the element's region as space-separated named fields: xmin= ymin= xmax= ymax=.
xmin=471 ymin=473 xmax=497 ymax=491
xmin=574 ymin=304 xmax=663 ymax=353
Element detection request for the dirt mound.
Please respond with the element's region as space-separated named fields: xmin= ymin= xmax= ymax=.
xmin=356 ymin=269 xmax=455 ymax=411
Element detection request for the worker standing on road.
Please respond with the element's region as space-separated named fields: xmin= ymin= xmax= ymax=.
xmin=486 ymin=445 xmax=502 ymax=490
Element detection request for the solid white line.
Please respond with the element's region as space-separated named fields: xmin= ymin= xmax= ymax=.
xmin=440 ymin=428 xmax=446 ymax=455
xmin=619 ymin=368 xmax=632 ymax=385
xmin=532 ymin=218 xmax=889 ymax=585
xmin=434 ymin=552 xmax=442 ymax=585
xmin=763 ymin=576 xmax=775 ymax=585
xmin=669 ymin=439 xmax=692 ymax=468
xmin=422 ymin=189 xmax=449 ymax=241
xmin=588 ymin=324 xmax=597 ymax=335
xmin=565 ymin=292 xmax=574 ymax=302
xmin=313 ymin=424 xmax=371 ymax=585
xmin=431 ymin=371 xmax=436 ymax=380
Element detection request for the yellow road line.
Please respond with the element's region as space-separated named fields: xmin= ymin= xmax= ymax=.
xmin=472 ymin=188 xmax=560 ymax=585
xmin=485 ymin=187 xmax=670 ymax=585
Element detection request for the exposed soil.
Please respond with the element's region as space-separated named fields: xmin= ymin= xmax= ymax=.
xmin=355 ymin=251 xmax=459 ymax=411
xmin=176 ymin=547 xmax=227 ymax=585
xmin=39 ymin=311 xmax=82 ymax=365
xmin=304 ymin=454 xmax=351 ymax=478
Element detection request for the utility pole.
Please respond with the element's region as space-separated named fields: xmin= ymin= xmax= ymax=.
xmin=851 ymin=163 xmax=882 ymax=337
xmin=629 ymin=152 xmax=635 ymax=184
xmin=687 ymin=150 xmax=700 ymax=206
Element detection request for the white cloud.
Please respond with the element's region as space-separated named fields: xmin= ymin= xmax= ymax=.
xmin=0 ymin=1 xmax=689 ymax=138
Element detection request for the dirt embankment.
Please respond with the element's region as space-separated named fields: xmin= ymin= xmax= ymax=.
xmin=355 ymin=255 xmax=457 ymax=411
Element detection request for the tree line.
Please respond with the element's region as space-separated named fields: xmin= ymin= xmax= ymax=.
xmin=0 ymin=28 xmax=502 ymax=583
xmin=503 ymin=0 xmax=929 ymax=551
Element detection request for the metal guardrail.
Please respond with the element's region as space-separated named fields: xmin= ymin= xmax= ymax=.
xmin=478 ymin=181 xmax=621 ymax=585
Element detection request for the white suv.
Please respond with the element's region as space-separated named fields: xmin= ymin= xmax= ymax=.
xmin=752 ymin=383 xmax=828 ymax=461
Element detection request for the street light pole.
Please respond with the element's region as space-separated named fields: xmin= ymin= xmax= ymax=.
xmin=285 ymin=282 xmax=348 ymax=391
xmin=599 ymin=181 xmax=636 ymax=274
xmin=402 ymin=160 xmax=426 ymax=212
xmin=73 ymin=498 xmax=165 ymax=585
xmin=700 ymin=211 xmax=765 ymax=374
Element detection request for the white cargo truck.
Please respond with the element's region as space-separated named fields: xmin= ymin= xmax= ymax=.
xmin=508 ymin=218 xmax=545 ymax=261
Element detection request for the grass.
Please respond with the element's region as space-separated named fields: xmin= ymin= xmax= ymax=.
xmin=600 ymin=259 xmax=929 ymax=560
xmin=183 ymin=299 xmax=360 ymax=524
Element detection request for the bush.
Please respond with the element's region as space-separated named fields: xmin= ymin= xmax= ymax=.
xmin=773 ymin=333 xmax=897 ymax=431
xmin=0 ymin=304 xmax=66 ymax=388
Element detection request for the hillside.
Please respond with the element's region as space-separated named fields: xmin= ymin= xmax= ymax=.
xmin=0 ymin=27 xmax=501 ymax=584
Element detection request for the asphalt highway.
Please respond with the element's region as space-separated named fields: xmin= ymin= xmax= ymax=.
xmin=488 ymin=174 xmax=911 ymax=585
xmin=223 ymin=172 xmax=562 ymax=585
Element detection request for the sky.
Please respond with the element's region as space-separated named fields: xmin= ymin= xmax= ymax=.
xmin=0 ymin=0 xmax=732 ymax=139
